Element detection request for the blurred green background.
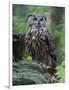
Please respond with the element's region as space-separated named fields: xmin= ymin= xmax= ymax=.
xmin=13 ymin=4 xmax=65 ymax=85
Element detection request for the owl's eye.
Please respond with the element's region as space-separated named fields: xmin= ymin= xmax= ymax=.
xmin=33 ymin=17 xmax=37 ymax=21
xmin=40 ymin=17 xmax=43 ymax=21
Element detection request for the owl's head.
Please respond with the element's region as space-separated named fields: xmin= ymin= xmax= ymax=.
xmin=28 ymin=14 xmax=47 ymax=28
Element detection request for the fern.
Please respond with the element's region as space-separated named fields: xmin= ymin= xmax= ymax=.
xmin=13 ymin=61 xmax=52 ymax=85
xmin=56 ymin=61 xmax=65 ymax=82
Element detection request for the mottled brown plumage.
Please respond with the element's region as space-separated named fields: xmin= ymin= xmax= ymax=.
xmin=25 ymin=15 xmax=56 ymax=75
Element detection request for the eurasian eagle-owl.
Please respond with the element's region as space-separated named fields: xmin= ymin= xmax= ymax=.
xmin=25 ymin=15 xmax=56 ymax=74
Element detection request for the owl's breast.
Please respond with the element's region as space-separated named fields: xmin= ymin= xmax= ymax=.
xmin=25 ymin=28 xmax=47 ymax=50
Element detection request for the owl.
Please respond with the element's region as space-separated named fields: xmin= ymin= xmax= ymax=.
xmin=25 ymin=14 xmax=56 ymax=75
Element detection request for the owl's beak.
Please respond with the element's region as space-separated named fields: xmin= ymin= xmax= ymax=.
xmin=37 ymin=22 xmax=41 ymax=28
xmin=38 ymin=22 xmax=40 ymax=25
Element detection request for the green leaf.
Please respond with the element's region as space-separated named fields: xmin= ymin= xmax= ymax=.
xmin=25 ymin=56 xmax=32 ymax=61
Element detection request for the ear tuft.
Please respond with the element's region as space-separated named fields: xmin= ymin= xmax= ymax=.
xmin=27 ymin=14 xmax=34 ymax=17
xmin=43 ymin=16 xmax=47 ymax=21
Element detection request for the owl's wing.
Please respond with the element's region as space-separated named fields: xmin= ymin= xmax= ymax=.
xmin=45 ymin=31 xmax=57 ymax=70
xmin=44 ymin=31 xmax=56 ymax=52
xmin=39 ymin=30 xmax=56 ymax=71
